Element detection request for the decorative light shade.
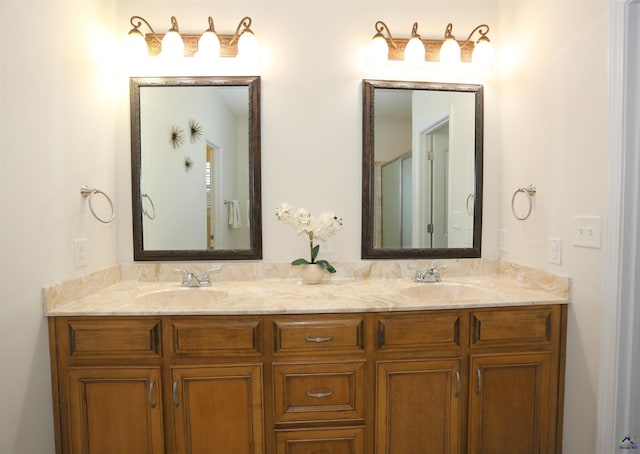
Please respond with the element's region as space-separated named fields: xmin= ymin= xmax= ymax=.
xmin=404 ymin=36 xmax=426 ymax=68
xmin=404 ymin=22 xmax=425 ymax=69
xmin=195 ymin=17 xmax=220 ymax=60
xmin=196 ymin=31 xmax=220 ymax=59
xmin=237 ymin=29 xmax=261 ymax=65
xmin=472 ymin=37 xmax=495 ymax=68
xmin=367 ymin=34 xmax=389 ymax=67
xmin=126 ymin=29 xmax=148 ymax=60
xmin=439 ymin=37 xmax=461 ymax=66
xmin=160 ymin=16 xmax=184 ymax=58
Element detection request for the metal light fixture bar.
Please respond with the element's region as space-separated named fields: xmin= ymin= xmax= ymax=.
xmin=371 ymin=20 xmax=491 ymax=63
xmin=129 ymin=15 xmax=255 ymax=57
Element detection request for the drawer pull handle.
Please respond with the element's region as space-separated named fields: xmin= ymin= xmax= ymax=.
xmin=173 ymin=379 xmax=181 ymax=407
xmin=454 ymin=370 xmax=461 ymax=397
xmin=306 ymin=388 xmax=334 ymax=398
xmin=149 ymin=379 xmax=157 ymax=409
xmin=304 ymin=335 xmax=333 ymax=343
xmin=475 ymin=368 xmax=483 ymax=395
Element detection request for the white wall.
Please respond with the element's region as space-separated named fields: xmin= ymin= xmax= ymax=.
xmin=0 ymin=0 xmax=119 ymax=452
xmin=498 ymin=1 xmax=609 ymax=452
xmin=0 ymin=0 xmax=611 ymax=453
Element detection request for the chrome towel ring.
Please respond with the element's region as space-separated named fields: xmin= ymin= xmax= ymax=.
xmin=80 ymin=185 xmax=115 ymax=224
xmin=511 ymin=184 xmax=536 ymax=220
xmin=142 ymin=193 xmax=156 ymax=220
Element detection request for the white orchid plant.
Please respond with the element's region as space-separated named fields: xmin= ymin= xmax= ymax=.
xmin=275 ymin=203 xmax=343 ymax=273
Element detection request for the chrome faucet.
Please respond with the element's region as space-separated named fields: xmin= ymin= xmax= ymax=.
xmin=172 ymin=267 xmax=220 ymax=287
xmin=415 ymin=266 xmax=442 ymax=283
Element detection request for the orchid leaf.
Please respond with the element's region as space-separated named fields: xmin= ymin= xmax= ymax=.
xmin=311 ymin=244 xmax=320 ymax=262
xmin=291 ymin=258 xmax=311 ymax=266
xmin=315 ymin=260 xmax=337 ymax=273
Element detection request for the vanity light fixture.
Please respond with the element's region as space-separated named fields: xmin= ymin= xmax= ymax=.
xmin=126 ymin=15 xmax=261 ymax=63
xmin=366 ymin=20 xmax=495 ymax=68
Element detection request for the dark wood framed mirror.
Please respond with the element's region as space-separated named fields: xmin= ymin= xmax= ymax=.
xmin=131 ymin=76 xmax=262 ymax=261
xmin=362 ymin=79 xmax=483 ymax=259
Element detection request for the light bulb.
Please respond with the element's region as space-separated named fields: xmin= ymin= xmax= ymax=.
xmin=367 ymin=35 xmax=389 ymax=67
xmin=404 ymin=36 xmax=425 ymax=69
xmin=439 ymin=38 xmax=461 ymax=66
xmin=161 ymin=30 xmax=184 ymax=59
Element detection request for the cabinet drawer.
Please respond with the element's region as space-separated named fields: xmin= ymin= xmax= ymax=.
xmin=273 ymin=362 xmax=366 ymax=423
xmin=273 ymin=316 xmax=364 ymax=355
xmin=275 ymin=427 xmax=365 ymax=454
xmin=376 ymin=312 xmax=461 ymax=351
xmin=170 ymin=317 xmax=262 ymax=357
xmin=65 ymin=318 xmax=161 ymax=358
xmin=470 ymin=307 xmax=555 ymax=348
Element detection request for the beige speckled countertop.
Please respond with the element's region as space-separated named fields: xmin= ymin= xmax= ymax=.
xmin=42 ymin=259 xmax=570 ymax=316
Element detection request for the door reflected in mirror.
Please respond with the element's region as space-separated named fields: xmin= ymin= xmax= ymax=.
xmin=131 ymin=76 xmax=262 ymax=261
xmin=362 ymin=80 xmax=483 ymax=259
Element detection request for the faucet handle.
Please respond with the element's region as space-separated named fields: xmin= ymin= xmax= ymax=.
xmin=199 ymin=267 xmax=221 ymax=286
xmin=172 ymin=268 xmax=189 ymax=279
xmin=172 ymin=268 xmax=195 ymax=286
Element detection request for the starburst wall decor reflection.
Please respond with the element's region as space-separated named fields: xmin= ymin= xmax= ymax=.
xmin=183 ymin=156 xmax=194 ymax=171
xmin=188 ymin=119 xmax=203 ymax=143
xmin=169 ymin=125 xmax=184 ymax=149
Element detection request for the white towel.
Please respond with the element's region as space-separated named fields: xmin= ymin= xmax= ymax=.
xmin=228 ymin=200 xmax=241 ymax=229
xmin=246 ymin=199 xmax=251 ymax=228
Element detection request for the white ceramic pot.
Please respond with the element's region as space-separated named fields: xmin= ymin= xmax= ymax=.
xmin=299 ymin=264 xmax=326 ymax=284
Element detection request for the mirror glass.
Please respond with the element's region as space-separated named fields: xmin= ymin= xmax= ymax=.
xmin=131 ymin=76 xmax=262 ymax=260
xmin=362 ymin=79 xmax=483 ymax=259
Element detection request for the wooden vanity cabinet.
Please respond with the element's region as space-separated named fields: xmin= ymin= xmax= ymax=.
xmin=270 ymin=314 xmax=368 ymax=454
xmin=49 ymin=305 xmax=566 ymax=454
xmin=49 ymin=317 xmax=165 ymax=454
xmin=466 ymin=306 xmax=566 ymax=454
xmin=166 ymin=317 xmax=264 ymax=454
xmin=374 ymin=311 xmax=466 ymax=454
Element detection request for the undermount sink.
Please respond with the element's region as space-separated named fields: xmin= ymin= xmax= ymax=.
xmin=137 ymin=287 xmax=229 ymax=306
xmin=400 ymin=282 xmax=489 ymax=301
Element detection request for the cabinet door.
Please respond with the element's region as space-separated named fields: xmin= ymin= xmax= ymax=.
xmin=468 ymin=353 xmax=552 ymax=454
xmin=67 ymin=367 xmax=163 ymax=454
xmin=172 ymin=365 xmax=264 ymax=454
xmin=376 ymin=359 xmax=462 ymax=454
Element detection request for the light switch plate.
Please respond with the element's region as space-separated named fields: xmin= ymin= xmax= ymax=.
xmin=573 ymin=216 xmax=602 ymax=248
xmin=548 ymin=237 xmax=562 ymax=264
xmin=499 ymin=229 xmax=509 ymax=253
